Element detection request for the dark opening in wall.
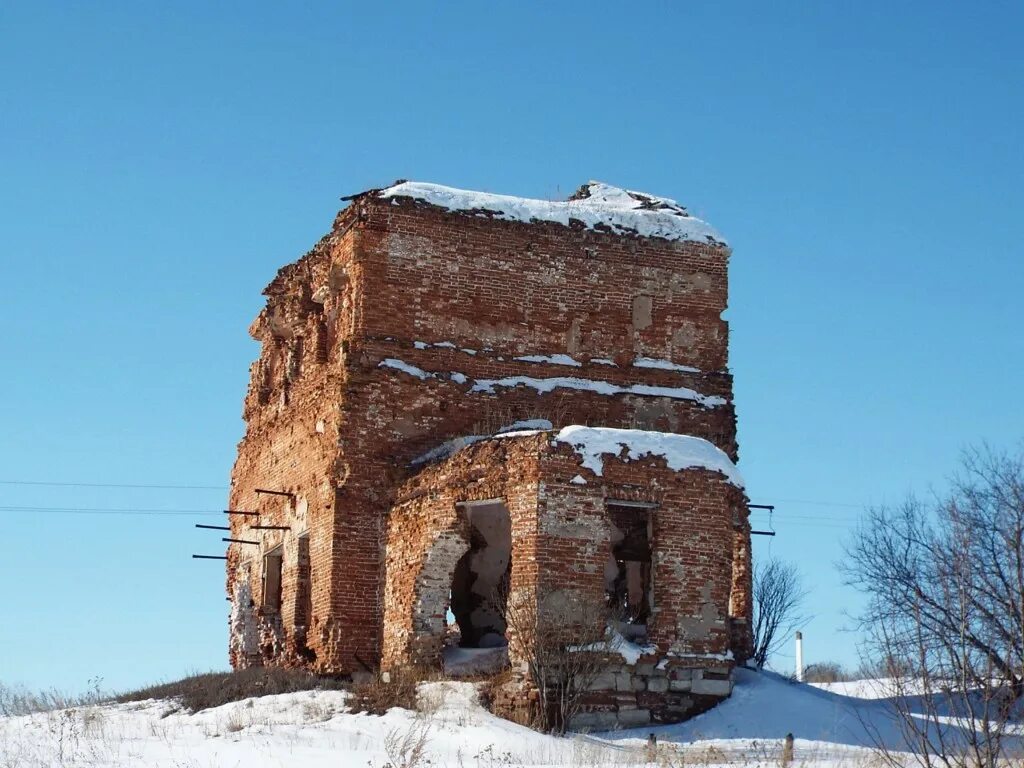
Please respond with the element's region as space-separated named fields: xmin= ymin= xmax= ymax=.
xmin=262 ymin=546 xmax=283 ymax=613
xmin=294 ymin=534 xmax=314 ymax=660
xmin=606 ymin=502 xmax=653 ymax=639
xmin=450 ymin=500 xmax=512 ymax=648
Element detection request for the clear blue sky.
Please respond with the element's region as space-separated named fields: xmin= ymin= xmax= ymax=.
xmin=1 ymin=2 xmax=1021 ymax=693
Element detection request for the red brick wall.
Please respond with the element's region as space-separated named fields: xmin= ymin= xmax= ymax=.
xmin=227 ymin=189 xmax=743 ymax=677
xmin=380 ymin=438 xmax=543 ymax=669
xmin=359 ymin=200 xmax=731 ymax=375
xmin=379 ymin=433 xmax=746 ymax=660
xmin=378 ymin=432 xmax=747 ymax=724
xmin=226 ymin=222 xmax=359 ymax=672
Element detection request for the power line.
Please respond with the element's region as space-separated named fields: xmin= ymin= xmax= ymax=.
xmin=0 ymin=505 xmax=860 ymax=528
xmin=768 ymin=497 xmax=866 ymax=509
xmin=0 ymin=479 xmax=875 ymax=526
xmin=770 ymin=513 xmax=861 ymax=522
xmin=0 ymin=480 xmax=874 ymax=510
xmin=0 ymin=505 xmax=222 ymax=517
xmin=0 ymin=479 xmax=226 ymax=490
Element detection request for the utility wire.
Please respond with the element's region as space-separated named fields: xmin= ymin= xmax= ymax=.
xmin=0 ymin=479 xmax=225 ymax=490
xmin=0 ymin=480 xmax=876 ymax=510
xmin=0 ymin=479 xmax=876 ymax=525
xmin=0 ymin=504 xmax=863 ymax=528
xmin=0 ymin=504 xmax=860 ymax=524
xmin=768 ymin=497 xmax=866 ymax=509
xmin=0 ymin=505 xmax=222 ymax=517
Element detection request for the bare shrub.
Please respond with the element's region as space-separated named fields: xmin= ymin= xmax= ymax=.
xmin=0 ymin=676 xmax=106 ymax=716
xmin=802 ymin=661 xmax=853 ymax=684
xmin=752 ymin=558 xmax=809 ymax=668
xmin=300 ymin=698 xmax=336 ymax=722
xmin=224 ymin=710 xmax=247 ymax=733
xmin=382 ymin=717 xmax=431 ymax=768
xmin=844 ymin=444 xmax=1024 ymax=768
xmin=503 ymin=587 xmax=614 ymax=734
xmin=348 ymin=667 xmax=436 ymax=716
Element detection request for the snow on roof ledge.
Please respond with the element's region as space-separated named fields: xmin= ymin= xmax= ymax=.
xmin=375 ymin=181 xmax=726 ymax=245
xmin=554 ymin=425 xmax=744 ymax=488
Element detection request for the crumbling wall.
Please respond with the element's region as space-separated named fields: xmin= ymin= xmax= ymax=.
xmin=359 ymin=199 xmax=732 ymax=374
xmin=380 ymin=497 xmax=471 ymax=668
xmin=225 ymin=221 xmax=360 ymax=672
xmin=526 ymin=444 xmax=745 ymax=726
xmin=227 ymin=183 xmax=742 ymax=680
xmin=534 ymin=445 xmax=744 ymax=658
xmin=380 ymin=438 xmax=543 ymax=670
xmin=350 ymin=195 xmax=737 ymax=465
xmin=729 ymin=516 xmax=754 ymax=662
xmin=228 ymin=567 xmax=259 ymax=668
xmin=380 ymin=431 xmax=747 ymax=725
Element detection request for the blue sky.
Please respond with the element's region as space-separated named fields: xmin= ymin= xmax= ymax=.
xmin=1 ymin=2 xmax=1021 ymax=693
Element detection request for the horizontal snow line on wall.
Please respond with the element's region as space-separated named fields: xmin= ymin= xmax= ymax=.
xmin=377 ymin=358 xmax=728 ymax=408
xmin=397 ymin=336 xmax=715 ymax=376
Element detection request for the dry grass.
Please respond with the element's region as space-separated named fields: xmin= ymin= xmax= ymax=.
xmin=0 ymin=677 xmax=106 ymax=717
xmin=115 ymin=667 xmax=347 ymax=713
xmin=347 ymin=667 xmax=441 ymax=716
xmin=383 ymin=718 xmax=432 ymax=768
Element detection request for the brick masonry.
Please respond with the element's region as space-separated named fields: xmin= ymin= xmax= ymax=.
xmin=225 ymin=181 xmax=752 ymax=724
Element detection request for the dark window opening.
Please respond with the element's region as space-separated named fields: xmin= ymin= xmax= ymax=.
xmin=262 ymin=546 xmax=283 ymax=613
xmin=293 ymin=534 xmax=315 ymax=662
xmin=606 ymin=503 xmax=653 ymax=639
xmin=315 ymin=323 xmax=330 ymax=363
xmin=286 ymin=338 xmax=303 ymax=382
xmin=449 ymin=501 xmax=512 ymax=648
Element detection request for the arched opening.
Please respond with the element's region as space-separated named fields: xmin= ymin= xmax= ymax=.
xmin=448 ymin=500 xmax=512 ymax=649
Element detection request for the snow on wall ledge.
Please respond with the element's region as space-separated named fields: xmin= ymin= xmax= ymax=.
xmin=554 ymin=426 xmax=744 ymax=488
xmin=378 ymin=358 xmax=727 ymax=408
xmin=377 ymin=181 xmax=727 ymax=245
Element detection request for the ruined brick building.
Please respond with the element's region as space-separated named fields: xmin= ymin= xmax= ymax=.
xmin=226 ymin=180 xmax=752 ymax=726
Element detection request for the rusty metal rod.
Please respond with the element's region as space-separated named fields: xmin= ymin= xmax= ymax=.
xmin=250 ymin=525 xmax=290 ymax=530
xmin=195 ymin=524 xmax=231 ymax=531
xmin=192 ymin=554 xmax=228 ymax=560
xmin=222 ymin=537 xmax=259 ymax=545
xmin=224 ymin=510 xmax=259 ymax=516
xmin=255 ymin=488 xmax=295 ymax=499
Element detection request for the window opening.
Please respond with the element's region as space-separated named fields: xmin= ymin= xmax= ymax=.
xmin=606 ymin=503 xmax=653 ymax=639
xmin=449 ymin=501 xmax=511 ymax=648
xmin=262 ymin=545 xmax=283 ymax=613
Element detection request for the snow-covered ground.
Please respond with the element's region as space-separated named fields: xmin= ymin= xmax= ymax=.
xmin=0 ymin=669 xmax=999 ymax=767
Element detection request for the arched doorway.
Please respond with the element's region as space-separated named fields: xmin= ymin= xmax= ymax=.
xmin=449 ymin=500 xmax=512 ymax=648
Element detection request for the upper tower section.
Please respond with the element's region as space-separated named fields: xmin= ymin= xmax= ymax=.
xmin=241 ymin=179 xmax=736 ymax=460
xmin=354 ymin=180 xmax=731 ymax=374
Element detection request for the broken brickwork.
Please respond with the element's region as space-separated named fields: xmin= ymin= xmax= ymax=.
xmin=225 ymin=180 xmax=751 ymax=725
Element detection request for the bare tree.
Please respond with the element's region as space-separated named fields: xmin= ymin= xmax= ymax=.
xmin=751 ymin=558 xmax=809 ymax=668
xmin=843 ymin=444 xmax=1024 ymax=768
xmin=502 ymin=587 xmax=613 ymax=734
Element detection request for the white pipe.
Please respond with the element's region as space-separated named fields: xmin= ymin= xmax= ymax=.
xmin=795 ymin=631 xmax=804 ymax=682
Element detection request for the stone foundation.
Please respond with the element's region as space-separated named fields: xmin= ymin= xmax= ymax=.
xmin=573 ymin=657 xmax=734 ymax=729
xmin=490 ymin=655 xmax=735 ymax=730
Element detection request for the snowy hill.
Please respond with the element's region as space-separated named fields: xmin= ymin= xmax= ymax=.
xmin=0 ymin=670 xmax=963 ymax=767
